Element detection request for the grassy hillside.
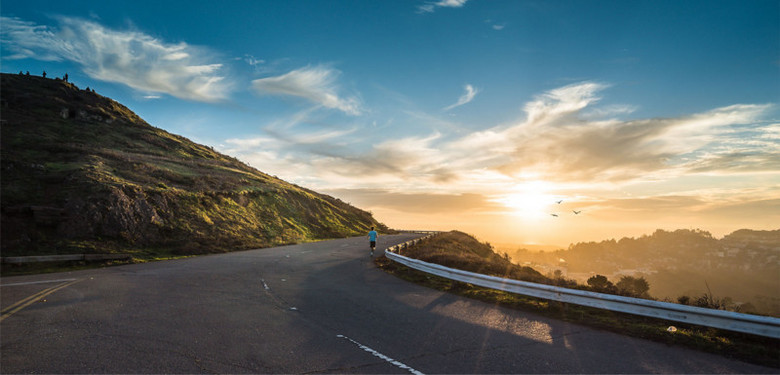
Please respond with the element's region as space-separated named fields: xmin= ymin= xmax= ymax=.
xmin=0 ymin=73 xmax=388 ymax=258
xmin=395 ymin=231 xmax=549 ymax=283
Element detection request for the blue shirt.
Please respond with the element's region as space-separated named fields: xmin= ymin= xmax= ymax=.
xmin=368 ymin=230 xmax=378 ymax=241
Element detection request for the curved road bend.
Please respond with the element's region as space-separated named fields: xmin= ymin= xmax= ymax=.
xmin=0 ymin=233 xmax=774 ymax=374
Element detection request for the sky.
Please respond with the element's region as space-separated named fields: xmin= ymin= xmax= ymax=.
xmin=2 ymin=0 xmax=779 ymax=248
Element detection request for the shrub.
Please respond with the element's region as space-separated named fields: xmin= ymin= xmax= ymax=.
xmin=616 ymin=275 xmax=651 ymax=298
xmin=587 ymin=274 xmax=617 ymax=294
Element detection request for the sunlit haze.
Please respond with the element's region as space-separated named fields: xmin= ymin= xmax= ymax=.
xmin=2 ymin=0 xmax=778 ymax=247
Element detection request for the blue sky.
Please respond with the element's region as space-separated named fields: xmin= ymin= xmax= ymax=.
xmin=2 ymin=0 xmax=779 ymax=246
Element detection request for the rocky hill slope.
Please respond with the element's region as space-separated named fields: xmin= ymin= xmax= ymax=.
xmin=0 ymin=73 xmax=388 ymax=257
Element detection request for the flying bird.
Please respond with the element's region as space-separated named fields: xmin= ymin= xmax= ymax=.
xmin=573 ymin=210 xmax=581 ymax=215
xmin=556 ymin=200 xmax=563 ymax=204
xmin=550 ymin=213 xmax=559 ymax=217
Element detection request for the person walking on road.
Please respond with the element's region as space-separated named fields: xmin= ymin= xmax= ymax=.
xmin=368 ymin=227 xmax=378 ymax=257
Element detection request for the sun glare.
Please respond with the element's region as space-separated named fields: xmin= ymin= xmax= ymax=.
xmin=495 ymin=182 xmax=558 ymax=219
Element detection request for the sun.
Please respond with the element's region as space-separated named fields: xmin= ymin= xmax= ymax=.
xmin=495 ymin=182 xmax=558 ymax=219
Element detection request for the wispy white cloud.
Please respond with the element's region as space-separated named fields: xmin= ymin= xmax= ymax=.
xmin=251 ymin=65 xmax=362 ymax=116
xmin=582 ymin=104 xmax=638 ymax=119
xmin=522 ymin=81 xmax=607 ymax=125
xmin=444 ymin=84 xmax=479 ymax=111
xmin=417 ymin=0 xmax=468 ymax=13
xmin=484 ymin=19 xmax=505 ymax=31
xmin=0 ymin=16 xmax=230 ymax=102
xmin=243 ymin=55 xmax=265 ymax=67
xmin=305 ymin=133 xmax=453 ymax=185
xmin=475 ymin=83 xmax=776 ymax=183
xmin=322 ymin=189 xmax=493 ymax=214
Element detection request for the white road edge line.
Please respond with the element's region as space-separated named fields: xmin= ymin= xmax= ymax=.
xmin=337 ymin=334 xmax=424 ymax=375
xmin=0 ymin=278 xmax=78 ymax=287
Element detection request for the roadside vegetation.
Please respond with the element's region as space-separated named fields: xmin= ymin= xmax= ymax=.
xmin=375 ymin=231 xmax=779 ymax=368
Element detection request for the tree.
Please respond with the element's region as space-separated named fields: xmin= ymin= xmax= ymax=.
xmin=587 ymin=274 xmax=616 ymax=293
xmin=616 ymin=275 xmax=650 ymax=298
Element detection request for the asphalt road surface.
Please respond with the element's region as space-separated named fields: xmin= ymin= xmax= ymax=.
xmin=1 ymin=233 xmax=774 ymax=374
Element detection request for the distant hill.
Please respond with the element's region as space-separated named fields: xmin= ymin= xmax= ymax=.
xmin=0 ymin=73 xmax=388 ymax=257
xmin=512 ymin=229 xmax=779 ymax=275
xmin=509 ymin=228 xmax=780 ymax=315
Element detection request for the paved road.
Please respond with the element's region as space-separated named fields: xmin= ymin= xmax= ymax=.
xmin=0 ymin=234 xmax=774 ymax=374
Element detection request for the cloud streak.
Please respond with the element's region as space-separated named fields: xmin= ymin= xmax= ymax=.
xmin=323 ymin=189 xmax=493 ymax=214
xmin=418 ymin=0 xmax=468 ymax=13
xmin=251 ymin=65 xmax=362 ymax=115
xmin=444 ymin=84 xmax=479 ymax=111
xmin=0 ymin=16 xmax=230 ymax=102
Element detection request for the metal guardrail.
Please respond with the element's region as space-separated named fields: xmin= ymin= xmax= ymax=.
xmin=385 ymin=234 xmax=780 ymax=339
xmin=399 ymin=230 xmax=441 ymax=234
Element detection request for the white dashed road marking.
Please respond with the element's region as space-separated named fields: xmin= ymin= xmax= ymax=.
xmin=337 ymin=334 xmax=424 ymax=375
